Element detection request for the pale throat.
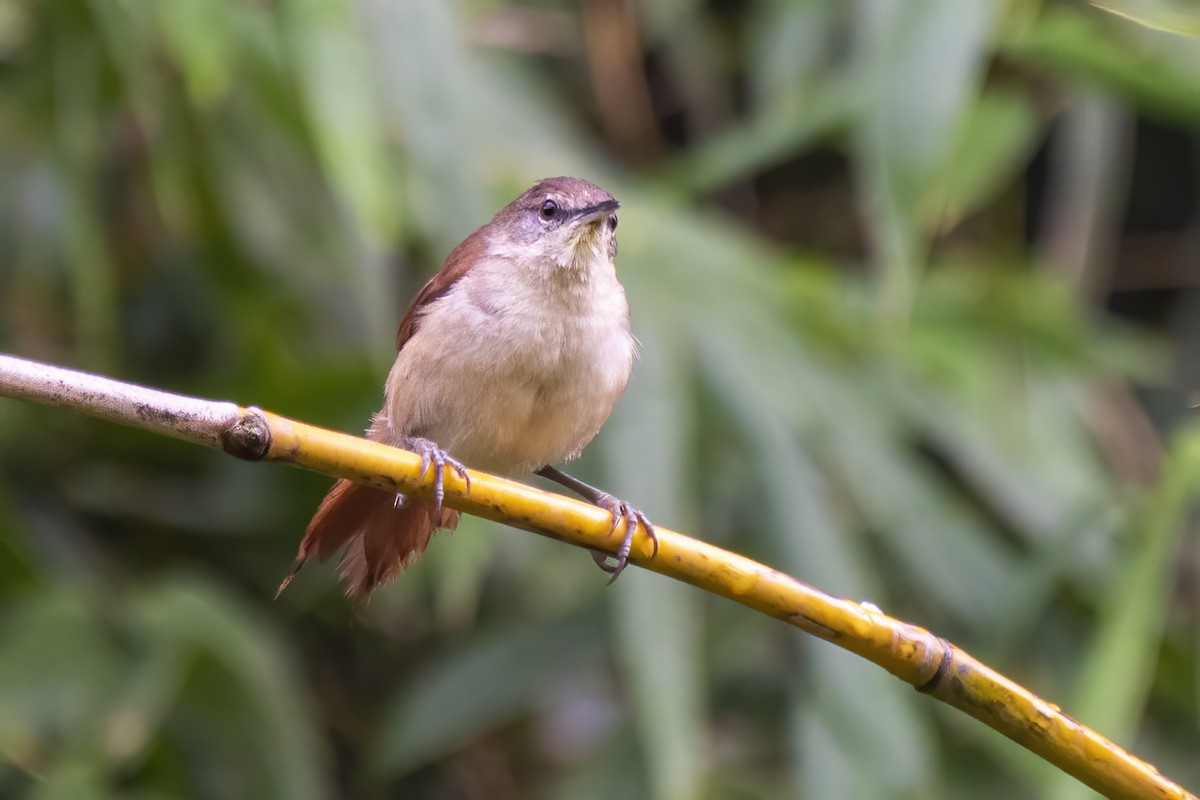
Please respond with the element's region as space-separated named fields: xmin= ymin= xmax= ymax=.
xmin=489 ymin=227 xmax=615 ymax=294
xmin=552 ymin=227 xmax=613 ymax=281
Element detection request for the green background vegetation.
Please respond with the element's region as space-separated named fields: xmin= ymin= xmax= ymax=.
xmin=0 ymin=1 xmax=1198 ymax=798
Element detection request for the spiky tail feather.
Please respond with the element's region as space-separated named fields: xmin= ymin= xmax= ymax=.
xmin=277 ymin=479 xmax=458 ymax=605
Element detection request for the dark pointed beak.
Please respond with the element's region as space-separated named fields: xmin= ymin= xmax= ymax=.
xmin=573 ymin=199 xmax=620 ymax=224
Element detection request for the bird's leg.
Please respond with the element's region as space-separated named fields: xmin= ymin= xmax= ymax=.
xmin=536 ymin=465 xmax=658 ymax=583
xmin=402 ymin=436 xmax=471 ymax=518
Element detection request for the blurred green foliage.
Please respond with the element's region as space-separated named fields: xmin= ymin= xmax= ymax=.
xmin=0 ymin=1 xmax=1198 ymax=798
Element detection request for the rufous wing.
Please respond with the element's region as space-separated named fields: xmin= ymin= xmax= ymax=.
xmin=284 ymin=227 xmax=483 ymax=604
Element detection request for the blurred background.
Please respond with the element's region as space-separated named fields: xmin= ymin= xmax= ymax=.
xmin=0 ymin=0 xmax=1197 ymax=798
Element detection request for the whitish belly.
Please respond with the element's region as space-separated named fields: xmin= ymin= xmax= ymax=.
xmin=381 ymin=300 xmax=634 ymax=476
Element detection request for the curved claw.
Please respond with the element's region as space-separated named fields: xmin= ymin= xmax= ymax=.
xmin=591 ymin=550 xmax=618 ymax=573
xmin=590 ymin=496 xmax=657 ymax=584
xmin=406 ymin=437 xmax=471 ymax=518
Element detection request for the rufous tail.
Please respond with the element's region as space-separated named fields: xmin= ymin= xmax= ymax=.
xmin=276 ymin=479 xmax=459 ymax=605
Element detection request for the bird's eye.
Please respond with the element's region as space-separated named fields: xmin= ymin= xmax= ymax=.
xmin=607 ymin=214 xmax=618 ymax=232
xmin=539 ymin=200 xmax=558 ymax=220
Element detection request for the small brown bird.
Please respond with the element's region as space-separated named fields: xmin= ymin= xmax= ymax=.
xmin=279 ymin=177 xmax=656 ymax=603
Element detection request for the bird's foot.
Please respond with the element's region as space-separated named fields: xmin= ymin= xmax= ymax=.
xmin=403 ymin=436 xmax=471 ymax=516
xmin=588 ymin=494 xmax=658 ymax=584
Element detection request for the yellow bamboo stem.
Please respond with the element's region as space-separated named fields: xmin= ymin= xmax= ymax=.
xmin=254 ymin=410 xmax=1194 ymax=800
xmin=0 ymin=354 xmax=1193 ymax=800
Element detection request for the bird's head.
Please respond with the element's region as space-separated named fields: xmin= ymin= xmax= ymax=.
xmin=491 ymin=177 xmax=620 ymax=273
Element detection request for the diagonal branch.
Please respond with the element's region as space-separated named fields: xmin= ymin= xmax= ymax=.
xmin=0 ymin=353 xmax=1194 ymax=800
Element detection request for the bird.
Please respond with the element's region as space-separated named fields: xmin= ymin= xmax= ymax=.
xmin=278 ymin=177 xmax=657 ymax=604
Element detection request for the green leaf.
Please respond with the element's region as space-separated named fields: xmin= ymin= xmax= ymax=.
xmin=920 ymin=89 xmax=1042 ymax=231
xmin=130 ymin=579 xmax=332 ymax=800
xmin=792 ymin=650 xmax=935 ymax=799
xmin=372 ymin=609 xmax=605 ymax=778
xmin=0 ymin=589 xmax=122 ymax=764
xmin=1089 ymin=0 xmax=1200 ymax=36
xmin=154 ymin=0 xmax=236 ymax=106
xmin=1042 ymin=423 xmax=1200 ymax=800
xmin=282 ymin=0 xmax=395 ymax=240
xmin=852 ymin=0 xmax=1003 ymax=317
xmin=1006 ymin=6 xmax=1200 ymax=126
xmin=663 ymin=78 xmax=860 ymax=196
xmin=747 ymin=0 xmax=839 ymax=110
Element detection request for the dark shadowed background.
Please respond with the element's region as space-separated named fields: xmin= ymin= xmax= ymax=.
xmin=0 ymin=1 xmax=1197 ymax=798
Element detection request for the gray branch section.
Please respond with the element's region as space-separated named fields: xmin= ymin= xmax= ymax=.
xmin=0 ymin=354 xmax=242 ymax=449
